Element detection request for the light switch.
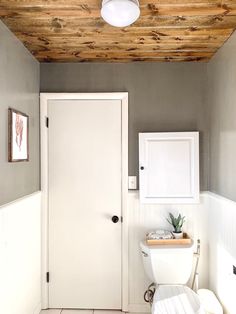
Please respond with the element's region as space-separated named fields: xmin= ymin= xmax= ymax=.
xmin=128 ymin=176 xmax=137 ymax=189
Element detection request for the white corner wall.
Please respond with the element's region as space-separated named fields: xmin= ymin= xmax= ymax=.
xmin=208 ymin=193 xmax=236 ymax=314
xmin=0 ymin=192 xmax=41 ymax=314
xmin=206 ymin=28 xmax=236 ymax=314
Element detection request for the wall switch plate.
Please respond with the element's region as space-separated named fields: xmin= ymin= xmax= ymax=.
xmin=128 ymin=176 xmax=137 ymax=190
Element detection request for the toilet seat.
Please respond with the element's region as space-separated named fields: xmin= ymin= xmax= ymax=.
xmin=152 ymin=285 xmax=204 ymax=314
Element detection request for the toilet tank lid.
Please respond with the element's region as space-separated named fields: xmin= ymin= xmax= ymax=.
xmin=140 ymin=240 xmax=194 ymax=253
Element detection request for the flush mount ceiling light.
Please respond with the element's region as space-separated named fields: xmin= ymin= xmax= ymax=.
xmin=101 ymin=0 xmax=140 ymax=27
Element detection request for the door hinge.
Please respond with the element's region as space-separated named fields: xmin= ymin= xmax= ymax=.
xmin=46 ymin=117 xmax=49 ymax=128
xmin=46 ymin=272 xmax=50 ymax=283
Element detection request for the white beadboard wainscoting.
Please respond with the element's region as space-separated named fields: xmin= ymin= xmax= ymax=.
xmin=127 ymin=191 xmax=209 ymax=312
xmin=0 ymin=190 xmax=235 ymax=314
xmin=127 ymin=191 xmax=236 ymax=314
xmin=0 ymin=192 xmax=41 ymax=314
xmin=208 ymin=192 xmax=236 ymax=314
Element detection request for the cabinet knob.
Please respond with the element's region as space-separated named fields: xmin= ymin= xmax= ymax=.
xmin=112 ymin=215 xmax=119 ymax=223
xmin=140 ymin=166 xmax=144 ymax=170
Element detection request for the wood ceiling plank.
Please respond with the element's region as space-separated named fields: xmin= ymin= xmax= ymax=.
xmin=19 ymin=37 xmax=225 ymax=47
xmin=14 ymin=27 xmax=233 ymax=36
xmin=15 ymin=30 xmax=229 ymax=40
xmin=0 ymin=0 xmax=225 ymax=8
xmin=35 ymin=53 xmax=212 ymax=62
xmin=37 ymin=57 xmax=211 ymax=62
xmin=1 ymin=4 xmax=236 ymax=18
xmin=17 ymin=33 xmax=227 ymax=46
xmin=2 ymin=15 xmax=236 ymax=31
xmin=144 ymin=4 xmax=236 ymax=16
xmin=23 ymin=42 xmax=219 ymax=52
xmin=33 ymin=49 xmax=214 ymax=57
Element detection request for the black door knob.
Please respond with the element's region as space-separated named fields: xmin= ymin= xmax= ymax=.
xmin=112 ymin=215 xmax=119 ymax=223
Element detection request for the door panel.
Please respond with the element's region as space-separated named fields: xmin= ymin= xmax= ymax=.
xmin=139 ymin=132 xmax=199 ymax=204
xmin=48 ymin=99 xmax=122 ymax=309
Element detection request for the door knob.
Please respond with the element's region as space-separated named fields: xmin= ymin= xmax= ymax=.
xmin=112 ymin=215 xmax=119 ymax=223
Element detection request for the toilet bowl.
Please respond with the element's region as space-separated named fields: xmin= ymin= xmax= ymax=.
xmin=153 ymin=285 xmax=203 ymax=314
xmin=140 ymin=240 xmax=204 ymax=314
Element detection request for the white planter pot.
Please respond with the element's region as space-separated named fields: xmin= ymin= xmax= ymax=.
xmin=173 ymin=232 xmax=183 ymax=239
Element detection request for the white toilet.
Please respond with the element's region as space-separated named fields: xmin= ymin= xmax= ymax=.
xmin=140 ymin=240 xmax=204 ymax=314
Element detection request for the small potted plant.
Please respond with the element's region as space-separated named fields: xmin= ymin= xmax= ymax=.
xmin=167 ymin=212 xmax=185 ymax=239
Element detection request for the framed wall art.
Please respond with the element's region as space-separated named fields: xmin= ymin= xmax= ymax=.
xmin=8 ymin=108 xmax=29 ymax=162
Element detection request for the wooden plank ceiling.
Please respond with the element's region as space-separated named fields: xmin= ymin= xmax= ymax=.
xmin=1 ymin=0 xmax=236 ymax=62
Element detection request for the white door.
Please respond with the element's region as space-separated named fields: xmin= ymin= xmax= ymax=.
xmin=48 ymin=99 xmax=123 ymax=309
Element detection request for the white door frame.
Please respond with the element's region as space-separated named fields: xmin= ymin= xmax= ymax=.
xmin=40 ymin=93 xmax=129 ymax=310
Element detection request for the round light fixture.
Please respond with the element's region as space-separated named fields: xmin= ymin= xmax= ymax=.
xmin=101 ymin=0 xmax=140 ymax=27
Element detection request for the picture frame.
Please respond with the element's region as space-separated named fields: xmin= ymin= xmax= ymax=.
xmin=8 ymin=108 xmax=29 ymax=162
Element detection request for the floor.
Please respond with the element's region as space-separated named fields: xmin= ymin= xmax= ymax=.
xmin=40 ymin=310 xmax=129 ymax=314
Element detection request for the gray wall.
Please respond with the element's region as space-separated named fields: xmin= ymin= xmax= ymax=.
xmin=41 ymin=62 xmax=208 ymax=190
xmin=0 ymin=21 xmax=40 ymax=205
xmin=207 ymin=31 xmax=236 ymax=201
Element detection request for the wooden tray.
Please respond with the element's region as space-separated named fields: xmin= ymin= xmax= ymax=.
xmin=146 ymin=233 xmax=191 ymax=245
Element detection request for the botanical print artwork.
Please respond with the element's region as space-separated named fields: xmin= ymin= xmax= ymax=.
xmin=15 ymin=113 xmax=24 ymax=151
xmin=8 ymin=108 xmax=29 ymax=162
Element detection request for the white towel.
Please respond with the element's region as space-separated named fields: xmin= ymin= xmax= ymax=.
xmin=146 ymin=229 xmax=173 ymax=240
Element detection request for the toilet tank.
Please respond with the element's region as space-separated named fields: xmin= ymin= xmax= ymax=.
xmin=140 ymin=240 xmax=194 ymax=284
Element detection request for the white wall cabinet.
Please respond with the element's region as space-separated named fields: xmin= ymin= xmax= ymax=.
xmin=139 ymin=132 xmax=199 ymax=204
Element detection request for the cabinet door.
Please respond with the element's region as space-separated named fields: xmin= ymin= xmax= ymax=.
xmin=139 ymin=132 xmax=199 ymax=204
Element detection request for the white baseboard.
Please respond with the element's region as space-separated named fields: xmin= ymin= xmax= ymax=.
xmin=128 ymin=304 xmax=150 ymax=313
xmin=33 ymin=302 xmax=42 ymax=314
